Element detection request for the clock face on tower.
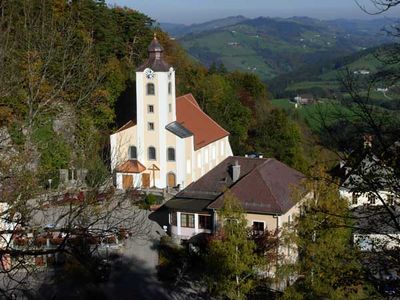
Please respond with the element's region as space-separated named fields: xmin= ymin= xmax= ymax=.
xmin=144 ymin=68 xmax=154 ymax=79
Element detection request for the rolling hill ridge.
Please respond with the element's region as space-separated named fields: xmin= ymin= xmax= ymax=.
xmin=161 ymin=16 xmax=396 ymax=81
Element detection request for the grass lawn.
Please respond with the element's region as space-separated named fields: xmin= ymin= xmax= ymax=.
xmin=271 ymin=98 xmax=354 ymax=132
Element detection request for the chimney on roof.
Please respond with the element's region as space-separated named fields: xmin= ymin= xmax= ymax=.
xmin=232 ymin=160 xmax=241 ymax=182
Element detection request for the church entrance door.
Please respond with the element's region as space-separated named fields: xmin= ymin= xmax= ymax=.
xmin=122 ymin=175 xmax=133 ymax=189
xmin=167 ymin=173 xmax=176 ymax=188
xmin=142 ymin=173 xmax=150 ymax=188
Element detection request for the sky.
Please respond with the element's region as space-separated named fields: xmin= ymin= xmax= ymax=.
xmin=105 ymin=0 xmax=400 ymax=24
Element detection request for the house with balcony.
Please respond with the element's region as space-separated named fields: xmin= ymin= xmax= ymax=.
xmin=164 ymin=156 xmax=305 ymax=242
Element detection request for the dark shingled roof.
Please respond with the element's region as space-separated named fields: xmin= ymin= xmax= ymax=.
xmin=164 ymin=198 xmax=213 ymax=212
xmin=169 ymin=156 xmax=305 ymax=215
xmin=136 ymin=37 xmax=171 ymax=72
xmin=165 ymin=121 xmax=193 ymax=138
xmin=208 ymin=158 xmax=305 ymax=214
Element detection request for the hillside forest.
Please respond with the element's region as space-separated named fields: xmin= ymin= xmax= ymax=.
xmin=0 ymin=0 xmax=311 ymax=192
xmin=1 ymin=0 xmax=400 ymax=299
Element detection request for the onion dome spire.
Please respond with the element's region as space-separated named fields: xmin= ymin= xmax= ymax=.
xmin=136 ymin=32 xmax=170 ymax=72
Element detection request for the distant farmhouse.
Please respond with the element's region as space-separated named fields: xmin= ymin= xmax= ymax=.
xmin=353 ymin=69 xmax=370 ymax=75
xmin=110 ymin=37 xmax=232 ymax=190
xmin=293 ymin=94 xmax=315 ymax=106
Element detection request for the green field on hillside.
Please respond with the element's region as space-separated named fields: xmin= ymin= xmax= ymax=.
xmin=270 ymin=98 xmax=353 ymax=131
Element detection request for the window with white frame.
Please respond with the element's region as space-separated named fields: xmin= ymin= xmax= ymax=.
xmin=167 ymin=147 xmax=175 ymax=161
xmin=148 ymin=122 xmax=154 ymax=131
xmin=148 ymin=147 xmax=156 ymax=160
xmin=368 ymin=194 xmax=376 ymax=204
xmin=387 ymin=194 xmax=394 ymax=205
xmin=128 ymin=146 xmax=137 ymax=159
xmin=352 ymin=193 xmax=358 ymax=205
xmin=170 ymin=212 xmax=177 ymax=226
xmin=181 ymin=213 xmax=194 ymax=228
xmin=198 ymin=215 xmax=212 ymax=229
xmin=147 ymin=83 xmax=155 ymax=95
xmin=148 ymin=105 xmax=154 ymax=113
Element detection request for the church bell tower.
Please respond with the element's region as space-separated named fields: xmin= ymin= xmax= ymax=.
xmin=135 ymin=35 xmax=176 ymax=187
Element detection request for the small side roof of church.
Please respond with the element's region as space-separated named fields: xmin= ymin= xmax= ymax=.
xmin=176 ymin=94 xmax=229 ymax=150
xmin=136 ymin=35 xmax=171 ymax=72
xmin=115 ymin=160 xmax=146 ymax=173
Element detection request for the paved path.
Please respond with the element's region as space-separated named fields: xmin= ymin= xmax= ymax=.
xmin=122 ymin=209 xmax=166 ymax=271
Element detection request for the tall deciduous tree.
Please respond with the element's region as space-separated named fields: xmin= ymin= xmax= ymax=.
xmin=204 ymin=192 xmax=260 ymax=299
xmin=283 ymin=169 xmax=374 ymax=299
xmin=251 ymin=108 xmax=308 ymax=172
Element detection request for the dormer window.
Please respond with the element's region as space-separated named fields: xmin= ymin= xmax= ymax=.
xmin=147 ymin=83 xmax=155 ymax=95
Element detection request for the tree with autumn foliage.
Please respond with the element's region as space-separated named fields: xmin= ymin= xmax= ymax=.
xmin=204 ymin=192 xmax=261 ymax=300
xmin=0 ymin=1 xmax=155 ymax=298
xmin=282 ymin=168 xmax=376 ymax=299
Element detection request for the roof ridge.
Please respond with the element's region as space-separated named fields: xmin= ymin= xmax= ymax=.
xmin=177 ymin=93 xmax=201 ymax=108
xmin=182 ymin=96 xmax=230 ymax=136
xmin=114 ymin=120 xmax=136 ymax=134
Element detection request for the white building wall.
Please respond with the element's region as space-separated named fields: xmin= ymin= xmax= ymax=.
xmin=112 ymin=68 xmax=232 ymax=190
xmin=110 ymin=134 xmax=118 ymax=171
xmin=176 ymin=135 xmax=186 ymax=188
xmin=157 ymin=72 xmax=169 ymax=188
xmin=136 ymin=73 xmax=145 ymax=163
xmin=340 ymin=189 xmax=395 ymax=207
xmin=116 ymin=173 xmax=141 ymax=189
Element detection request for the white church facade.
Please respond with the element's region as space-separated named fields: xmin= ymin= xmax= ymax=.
xmin=110 ymin=37 xmax=233 ymax=190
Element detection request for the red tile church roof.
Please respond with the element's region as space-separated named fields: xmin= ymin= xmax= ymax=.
xmin=176 ymin=94 xmax=229 ymax=150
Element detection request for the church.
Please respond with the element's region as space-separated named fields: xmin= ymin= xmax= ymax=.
xmin=110 ymin=36 xmax=233 ymax=190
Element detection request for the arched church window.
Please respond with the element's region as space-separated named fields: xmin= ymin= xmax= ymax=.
xmin=147 ymin=83 xmax=155 ymax=95
xmin=148 ymin=146 xmax=156 ymax=160
xmin=167 ymin=147 xmax=175 ymax=161
xmin=129 ymin=146 xmax=137 ymax=159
